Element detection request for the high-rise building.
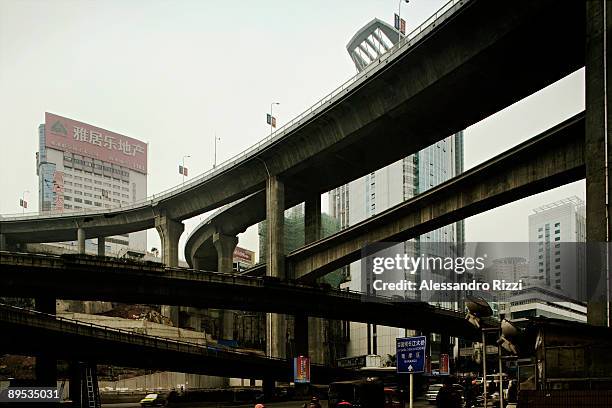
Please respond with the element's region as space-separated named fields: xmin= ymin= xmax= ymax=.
xmin=331 ymin=19 xmax=465 ymax=360
xmin=37 ymin=112 xmax=148 ymax=253
xmin=528 ymin=196 xmax=586 ymax=299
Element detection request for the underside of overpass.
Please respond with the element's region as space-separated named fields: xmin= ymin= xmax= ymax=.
xmin=0 ymin=304 xmax=347 ymax=382
xmin=0 ymin=252 xmax=477 ymax=339
xmin=187 ymin=112 xmax=585 ymax=281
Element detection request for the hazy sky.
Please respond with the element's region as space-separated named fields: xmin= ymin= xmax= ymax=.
xmin=0 ymin=0 xmax=585 ymax=260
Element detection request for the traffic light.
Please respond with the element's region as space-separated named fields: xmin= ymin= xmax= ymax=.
xmin=497 ymin=319 xmax=522 ymax=355
xmin=465 ymin=296 xmax=493 ymax=329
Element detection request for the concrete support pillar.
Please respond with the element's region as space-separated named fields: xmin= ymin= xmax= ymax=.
xmin=266 ymin=175 xmax=286 ymax=358
xmin=305 ymin=195 xmax=322 ymax=244
xmin=263 ymin=378 xmax=275 ymax=401
xmin=97 ymin=237 xmax=105 ymax=257
xmin=266 ymin=176 xmax=285 ymax=278
xmin=77 ymin=228 xmax=86 ymax=254
xmin=294 ymin=314 xmax=310 ymax=397
xmin=35 ymin=297 xmax=56 ymax=386
xmin=0 ymin=234 xmax=6 ymax=251
xmin=586 ymin=0 xmax=612 ymax=326
xmin=155 ymin=213 xmax=185 ymax=267
xmin=213 ymin=232 xmax=238 ymax=340
xmin=294 ymin=313 xmax=309 ymax=357
xmin=155 ymin=212 xmax=185 ymax=326
xmin=213 ymin=232 xmax=238 ymax=273
xmin=308 ymin=317 xmax=326 ymax=364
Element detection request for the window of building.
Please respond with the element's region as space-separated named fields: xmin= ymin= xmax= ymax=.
xmin=94 ymin=202 xmax=102 ymax=207
xmin=84 ymin=192 xmax=92 ymax=197
xmin=555 ymin=229 xmax=560 ymax=234
xmin=74 ymin=198 xmax=82 ymax=203
xmin=74 ymin=191 xmax=82 ymax=195
xmin=64 ymin=204 xmax=72 ymax=209
xmin=65 ymin=196 xmax=72 ymax=201
xmin=555 ymin=222 xmax=560 ymax=227
xmin=554 ymin=237 xmax=560 ymax=241
xmin=84 ymin=200 xmax=92 ymax=205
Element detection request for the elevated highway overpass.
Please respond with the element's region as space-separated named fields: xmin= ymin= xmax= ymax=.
xmin=0 ymin=0 xmax=584 ymax=270
xmin=0 ymin=251 xmax=477 ymax=339
xmin=0 ymin=304 xmax=346 ymax=382
xmin=186 ymin=112 xmax=586 ymax=279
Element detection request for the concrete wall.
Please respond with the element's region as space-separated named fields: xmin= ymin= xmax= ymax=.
xmin=99 ymin=371 xmax=225 ymax=391
xmin=58 ymin=313 xmax=213 ymax=344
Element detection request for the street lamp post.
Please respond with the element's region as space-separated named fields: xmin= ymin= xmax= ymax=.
xmin=20 ymin=190 xmax=30 ymax=214
xmin=270 ymin=102 xmax=280 ymax=136
xmin=182 ymin=155 xmax=190 ymax=185
xmin=398 ymin=0 xmax=410 ymax=44
xmin=466 ymin=296 xmax=507 ymax=408
xmin=213 ymin=134 xmax=221 ymax=168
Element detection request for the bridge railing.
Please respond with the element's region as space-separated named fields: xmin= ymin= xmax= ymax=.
xmin=1 ymin=250 xmax=465 ymax=317
xmin=0 ymin=0 xmax=467 ymax=221
xmin=0 ymin=303 xmax=285 ymax=363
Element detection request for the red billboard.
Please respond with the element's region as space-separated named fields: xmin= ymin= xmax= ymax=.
xmin=440 ymin=353 xmax=450 ymax=375
xmin=233 ymin=246 xmax=255 ymax=265
xmin=44 ymin=112 xmax=147 ymax=174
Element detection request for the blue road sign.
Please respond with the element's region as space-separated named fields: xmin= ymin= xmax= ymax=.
xmin=396 ymin=336 xmax=427 ymax=374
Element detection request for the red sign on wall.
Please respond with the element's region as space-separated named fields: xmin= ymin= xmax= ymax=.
xmin=45 ymin=112 xmax=148 ymax=174
xmin=440 ymin=353 xmax=450 ymax=375
xmin=293 ymin=356 xmax=310 ymax=384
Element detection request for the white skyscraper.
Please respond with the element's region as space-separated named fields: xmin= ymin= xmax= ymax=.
xmin=528 ymin=196 xmax=586 ymax=299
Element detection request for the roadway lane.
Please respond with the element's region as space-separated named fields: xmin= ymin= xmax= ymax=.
xmin=101 ymin=399 xmax=433 ymax=408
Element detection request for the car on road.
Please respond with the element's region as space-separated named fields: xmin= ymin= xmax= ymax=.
xmin=425 ymin=383 xmax=465 ymax=406
xmin=139 ymin=393 xmax=168 ymax=407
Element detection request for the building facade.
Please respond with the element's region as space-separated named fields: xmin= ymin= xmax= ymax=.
xmin=528 ymin=196 xmax=586 ymax=299
xmin=37 ymin=112 xmax=148 ymax=253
